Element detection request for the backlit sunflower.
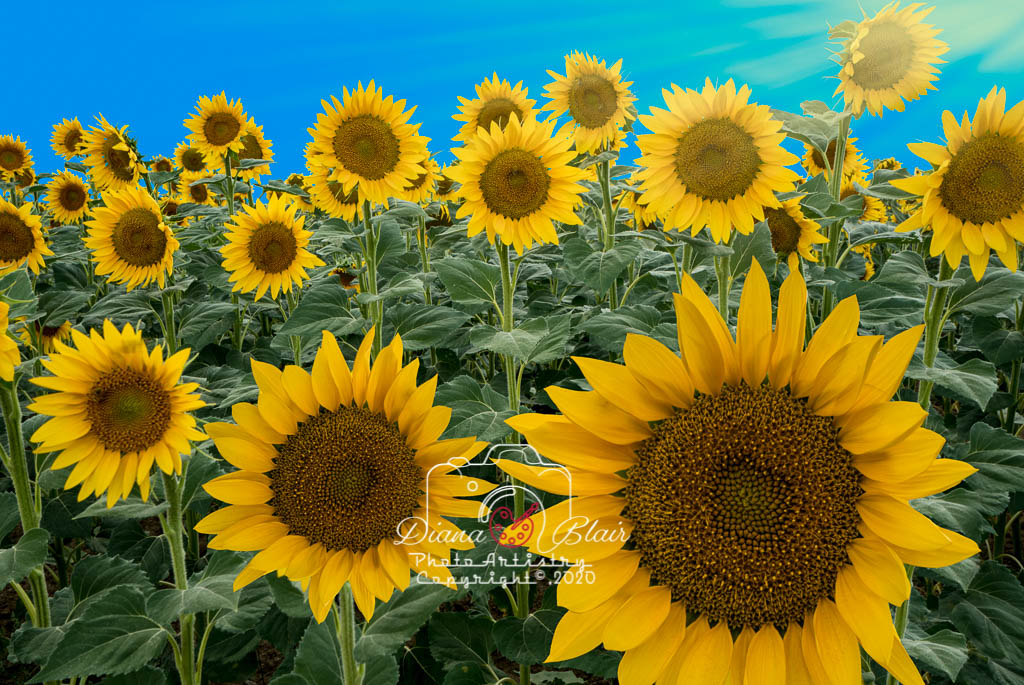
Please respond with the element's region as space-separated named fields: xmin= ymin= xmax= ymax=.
xmin=184 ymin=92 xmax=248 ymax=159
xmin=18 ymin=319 xmax=73 ymax=354
xmin=307 ymin=81 xmax=430 ymax=205
xmin=85 ymin=185 xmax=178 ymax=291
xmin=498 ymin=261 xmax=978 ymax=685
xmin=221 ymin=118 xmax=274 ymax=181
xmin=834 ymin=2 xmax=948 ymax=117
xmin=765 ymin=197 xmax=828 ymax=267
xmin=892 ymin=86 xmax=1024 ymax=280
xmin=400 ymin=156 xmax=441 ymax=204
xmin=0 ymin=302 xmax=19 ymax=382
xmin=0 ymin=197 xmax=52 ymax=275
xmin=80 ymin=116 xmax=140 ymax=191
xmin=51 ymin=118 xmax=85 ymax=159
xmin=448 ymin=115 xmax=586 ymax=253
xmin=635 ymin=79 xmax=801 ymax=243
xmin=801 ymin=136 xmax=867 ymax=181
xmin=180 ymin=171 xmax=217 ymax=207
xmin=220 ymin=194 xmax=324 ymax=301
xmin=196 ymin=328 xmax=491 ymax=621
xmin=174 ymin=141 xmax=208 ymax=173
xmin=542 ymin=52 xmax=636 ymax=155
xmin=453 ymin=73 xmax=537 ymax=143
xmin=0 ymin=135 xmax=32 ymax=182
xmin=29 ymin=321 xmax=206 ymax=507
xmin=44 ymin=172 xmax=91 ymax=225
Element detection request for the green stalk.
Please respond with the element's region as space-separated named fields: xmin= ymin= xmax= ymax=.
xmin=714 ymin=253 xmax=732 ymax=321
xmin=417 ymin=216 xmax=432 ymax=305
xmin=917 ymin=260 xmax=955 ymax=410
xmin=160 ymin=470 xmax=196 ymax=685
xmin=361 ymin=201 xmax=383 ymax=355
xmin=161 ymin=290 xmax=179 ymax=355
xmin=820 ymin=115 xmax=851 ymax=319
xmin=597 ymin=160 xmax=619 ymax=308
xmin=223 ymin=154 xmax=235 ymax=217
xmin=334 ymin=585 xmax=364 ymax=685
xmin=285 ymin=289 xmax=302 ymax=365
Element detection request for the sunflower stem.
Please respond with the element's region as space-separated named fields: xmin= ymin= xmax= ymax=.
xmin=820 ymin=112 xmax=851 ymax=320
xmin=886 ymin=564 xmax=917 ymax=685
xmin=597 ymin=160 xmax=619 ymax=308
xmin=362 ymin=201 xmax=383 ymax=356
xmin=917 ymin=260 xmax=955 ymax=410
xmin=159 ymin=470 xmax=197 ymax=685
xmin=223 ymin=154 xmax=235 ymax=217
xmin=417 ymin=216 xmax=432 ymax=305
xmin=334 ymin=584 xmax=364 ymax=685
xmin=161 ymin=289 xmax=179 ymax=355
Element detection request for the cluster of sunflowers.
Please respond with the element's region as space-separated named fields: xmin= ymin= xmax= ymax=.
xmin=2 ymin=2 xmax=1024 ymax=685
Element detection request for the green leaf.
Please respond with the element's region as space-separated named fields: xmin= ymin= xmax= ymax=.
xmin=948 ymin=268 xmax=1024 ymax=317
xmin=363 ymin=655 xmax=400 ymax=685
xmin=905 ymin=357 xmax=998 ymax=409
xmin=236 ymin=157 xmax=270 ymax=170
xmin=963 ymin=423 xmax=1024 ymax=492
xmin=433 ymin=258 xmax=501 ymax=305
xmin=770 ymin=108 xmax=835 ymax=156
xmin=267 ymin=574 xmax=311 ymax=619
xmin=75 ymin=497 xmax=168 ymax=521
xmin=729 ymin=223 xmax=776 ymax=278
xmin=970 ymin=316 xmax=1024 ymax=367
xmin=578 ymin=305 xmax=668 ymax=353
xmin=470 ymin=324 xmax=543 ymax=361
xmin=950 ymin=561 xmax=1024 ymax=664
xmin=69 ymin=555 xmax=151 ymax=619
xmin=385 ymin=199 xmax=429 ymax=221
xmin=276 ymin=283 xmax=366 ymax=341
xmin=354 ymin=273 xmax=423 ymax=305
xmin=0 ymin=492 xmax=19 ymax=540
xmin=354 ymin=582 xmax=455 ymax=661
xmin=387 ymin=303 xmax=470 ymax=350
xmin=563 ymin=238 xmax=641 ymax=292
xmin=919 ymin=557 xmax=980 ymax=592
xmin=903 ymin=627 xmax=969 ymax=682
xmin=428 ymin=613 xmax=494 ymax=665
xmin=0 ymin=528 xmax=49 ymax=586
xmin=913 ymin=487 xmax=1007 ymax=539
xmin=178 ymin=301 xmax=237 ymax=352
xmin=275 ymin=617 xmax=342 ymax=685
xmin=442 ymin=661 xmax=494 ymax=685
xmin=37 ymin=289 xmax=91 ymax=324
xmin=493 ymin=610 xmax=561 ymax=665
xmin=97 ymin=666 xmax=169 ymax=685
xmin=436 ymin=376 xmax=516 ymax=443
xmin=146 ymin=572 xmax=239 ymax=625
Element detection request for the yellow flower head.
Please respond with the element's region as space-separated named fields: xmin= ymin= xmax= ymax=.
xmin=0 ymin=197 xmax=53 ymax=275
xmin=453 ymin=73 xmax=537 ymax=143
xmin=50 ymin=118 xmax=85 ymax=159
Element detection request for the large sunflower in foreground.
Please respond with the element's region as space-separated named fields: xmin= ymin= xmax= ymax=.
xmin=542 ymin=52 xmax=636 ymax=155
xmin=50 ymin=118 xmax=85 ymax=159
xmin=0 ymin=135 xmax=33 ymax=181
xmin=0 ymin=303 xmax=19 ymax=382
xmin=801 ymin=136 xmax=867 ymax=181
xmin=184 ymin=92 xmax=248 ymax=159
xmin=44 ymin=172 xmax=91 ymax=225
xmin=834 ymin=2 xmax=948 ymax=117
xmin=0 ymin=197 xmax=53 ymax=275
xmin=84 ymin=185 xmax=178 ymax=290
xmin=307 ymin=81 xmax=430 ymax=205
xmin=764 ymin=197 xmax=828 ymax=267
xmin=174 ymin=141 xmax=208 ymax=173
xmin=80 ymin=116 xmax=140 ymax=191
xmin=635 ymin=79 xmax=801 ymax=243
xmin=448 ymin=115 xmax=586 ymax=253
xmin=29 ymin=321 xmax=205 ymax=507
xmin=220 ymin=194 xmax=324 ymax=301
xmin=197 ymin=328 xmax=491 ymax=621
xmin=453 ymin=73 xmax=537 ymax=143
xmin=892 ymin=86 xmax=1024 ymax=280
xmin=498 ymin=261 xmax=978 ymax=685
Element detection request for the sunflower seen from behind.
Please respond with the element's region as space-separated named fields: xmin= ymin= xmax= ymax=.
xmin=0 ymin=197 xmax=53 ymax=275
xmin=497 ymin=261 xmax=978 ymax=685
xmin=51 ymin=118 xmax=85 ymax=159
xmin=453 ymin=73 xmax=537 ymax=143
xmin=44 ymin=172 xmax=91 ymax=225
xmin=635 ymin=78 xmax=801 ymax=243
xmin=84 ymin=185 xmax=178 ymax=291
xmin=29 ymin=321 xmax=206 ymax=507
xmin=892 ymin=86 xmax=1024 ymax=280
xmin=80 ymin=116 xmax=140 ymax=191
xmin=197 ymin=328 xmax=492 ymax=621
xmin=184 ymin=92 xmax=248 ymax=159
xmin=0 ymin=135 xmax=33 ymax=182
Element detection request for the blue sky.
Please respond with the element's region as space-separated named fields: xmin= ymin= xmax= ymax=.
xmin=7 ymin=0 xmax=1024 ymax=177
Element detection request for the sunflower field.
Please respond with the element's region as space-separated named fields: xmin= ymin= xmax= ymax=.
xmin=3 ymin=3 xmax=1024 ymax=684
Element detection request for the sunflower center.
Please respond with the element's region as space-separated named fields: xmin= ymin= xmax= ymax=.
xmin=181 ymin=148 xmax=205 ymax=172
xmin=268 ymin=407 xmax=422 ymax=553
xmin=332 ymin=114 xmax=400 ymax=181
xmin=626 ymin=383 xmax=861 ymax=629
xmin=63 ymin=130 xmax=82 ymax=154
xmin=162 ymin=200 xmax=180 ymax=217
xmin=102 ymin=135 xmax=135 ymax=182
xmin=404 ymin=172 xmax=429 ymax=192
xmin=811 ymin=139 xmax=840 ymax=172
xmin=59 ymin=184 xmax=86 ymax=211
xmin=188 ymin=182 xmax=209 ymax=203
xmin=568 ymin=74 xmax=619 ymax=128
xmin=479 ymin=148 xmax=550 ymax=220
xmin=238 ymin=134 xmax=264 ymax=160
xmin=0 ymin=211 xmax=34 ymax=262
xmin=112 ymin=207 xmax=167 ymax=267
xmin=204 ymin=113 xmax=242 ymax=147
xmin=0 ymin=148 xmax=23 ymax=171
xmin=765 ymin=207 xmax=801 ymax=255
xmin=153 ymin=158 xmax=173 ymax=172
xmin=674 ymin=118 xmax=761 ymax=202
xmin=477 ymin=98 xmax=522 ymax=133
xmin=41 ymin=325 xmax=62 ymax=338
xmin=247 ymin=221 xmax=298 ymax=273
xmin=851 ymin=20 xmax=915 ymax=91
xmin=86 ymin=366 xmax=171 ymax=453
xmin=938 ymin=133 xmax=1024 ymax=225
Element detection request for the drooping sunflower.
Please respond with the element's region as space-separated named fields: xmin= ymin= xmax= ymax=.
xmin=0 ymin=302 xmax=19 ymax=382
xmin=197 ymin=328 xmax=492 ymax=621
xmin=892 ymin=86 xmax=1024 ymax=280
xmin=542 ymin=52 xmax=637 ymax=155
xmin=801 ymin=136 xmax=867 ymax=181
xmin=0 ymin=197 xmax=53 ymax=275
xmin=400 ymin=156 xmax=441 ymax=205
xmin=498 ymin=261 xmax=978 ymax=685
xmin=79 ymin=116 xmax=140 ymax=191
xmin=453 ymin=73 xmax=537 ymax=143
xmin=220 ymin=194 xmax=324 ymax=301
xmin=0 ymin=135 xmax=33 ymax=182
xmin=448 ymin=115 xmax=586 ymax=253
xmin=764 ymin=197 xmax=828 ymax=267
xmin=307 ymin=81 xmax=430 ymax=206
xmin=174 ymin=141 xmax=208 ymax=173
xmin=184 ymin=92 xmax=248 ymax=159
xmin=220 ymin=118 xmax=274 ymax=181
xmin=842 ymin=174 xmax=887 ymax=223
xmin=635 ymin=78 xmax=801 ymax=243
xmin=18 ymin=319 xmax=73 ymax=354
xmin=834 ymin=2 xmax=948 ymax=117
xmin=84 ymin=185 xmax=178 ymax=291
xmin=180 ymin=171 xmax=217 ymax=206
xmin=51 ymin=118 xmax=85 ymax=159
xmin=29 ymin=321 xmax=206 ymax=507
xmin=44 ymin=172 xmax=91 ymax=225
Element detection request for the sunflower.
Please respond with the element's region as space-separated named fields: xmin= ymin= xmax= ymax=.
xmin=196 ymin=328 xmax=491 ymax=621
xmin=307 ymin=81 xmax=430 ymax=205
xmin=875 ymin=157 xmax=902 ymax=171
xmin=497 ymin=261 xmax=978 ymax=684
xmin=453 ymin=73 xmax=537 ymax=143
xmin=618 ymin=189 xmax=661 ymax=231
xmin=542 ymin=52 xmax=636 ymax=155
xmin=892 ymin=86 xmax=1024 ymax=280
xmin=51 ymin=118 xmax=85 ymax=159
xmin=160 ymin=197 xmax=184 ymax=224
xmin=400 ymin=156 xmax=441 ymax=204
xmin=84 ymin=185 xmax=178 ymax=291
xmin=635 ymin=78 xmax=801 ymax=243
xmin=765 ymin=197 xmax=828 ymax=267
xmin=174 ymin=141 xmax=208 ymax=173
xmin=15 ymin=167 xmax=36 ymax=190
xmin=266 ymin=173 xmax=314 ymax=212
xmin=180 ymin=171 xmax=217 ymax=206
xmin=80 ymin=116 xmax=140 ymax=191
xmin=0 ymin=302 xmax=19 ymax=382
xmin=333 ymin=258 xmax=362 ymax=292
xmin=220 ymin=194 xmax=324 ymax=301
xmin=448 ymin=115 xmax=586 ymax=253
xmin=0 ymin=197 xmax=52 ymax=275
xmin=435 ymin=163 xmax=460 ymax=202
xmin=0 ymin=135 xmax=32 ymax=182
xmin=801 ymin=136 xmax=867 ymax=181
xmin=149 ymin=156 xmax=174 ymax=173
xmin=834 ymin=2 xmax=948 ymax=117
xmin=18 ymin=319 xmax=73 ymax=354
xmin=44 ymin=172 xmax=91 ymax=225
xmin=29 ymin=321 xmax=206 ymax=507
xmin=306 ymin=168 xmax=363 ymax=221
xmin=220 ymin=118 xmax=274 ymax=181
xmin=842 ymin=175 xmax=887 ymax=223
xmin=184 ymin=92 xmax=248 ymax=159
